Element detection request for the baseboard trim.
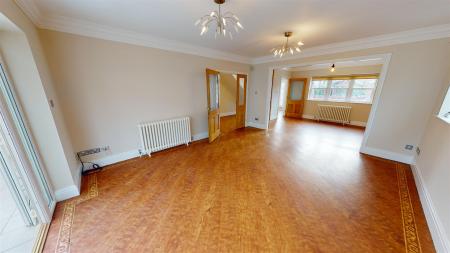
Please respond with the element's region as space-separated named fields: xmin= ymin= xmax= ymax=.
xmin=220 ymin=112 xmax=236 ymax=117
xmin=411 ymin=164 xmax=450 ymax=253
xmin=247 ymin=121 xmax=267 ymax=129
xmin=82 ymin=132 xmax=208 ymax=171
xmin=302 ymin=114 xmax=315 ymax=120
xmin=302 ymin=114 xmax=367 ymax=127
xmin=94 ymin=149 xmax=141 ymax=167
xmin=360 ymin=146 xmax=414 ymax=164
xmin=350 ymin=121 xmax=367 ymax=127
xmin=192 ymin=132 xmax=208 ymax=141
xmin=55 ymin=185 xmax=80 ymax=201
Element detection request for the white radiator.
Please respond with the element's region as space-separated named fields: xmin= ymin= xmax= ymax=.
xmin=138 ymin=117 xmax=191 ymax=156
xmin=316 ymin=104 xmax=351 ymax=125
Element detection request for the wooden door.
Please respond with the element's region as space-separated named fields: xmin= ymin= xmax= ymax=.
xmin=206 ymin=69 xmax=221 ymax=142
xmin=285 ymin=78 xmax=307 ymax=118
xmin=236 ymin=74 xmax=247 ymax=129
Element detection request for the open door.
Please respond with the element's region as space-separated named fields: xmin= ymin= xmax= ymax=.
xmin=236 ymin=74 xmax=247 ymax=129
xmin=206 ymin=69 xmax=221 ymax=143
xmin=285 ymin=78 xmax=307 ymax=118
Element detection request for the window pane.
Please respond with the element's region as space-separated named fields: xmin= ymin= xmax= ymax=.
xmin=289 ymin=80 xmax=304 ymax=100
xmin=209 ymin=74 xmax=219 ymax=110
xmin=238 ymin=77 xmax=245 ymax=105
xmin=309 ymin=88 xmax=327 ymax=99
xmin=353 ymin=79 xmax=377 ymax=88
xmin=351 ymin=88 xmax=373 ymax=102
xmin=329 ymin=88 xmax=347 ymax=100
xmin=310 ymin=80 xmax=327 ymax=88
xmin=330 ymin=80 xmax=350 ymax=88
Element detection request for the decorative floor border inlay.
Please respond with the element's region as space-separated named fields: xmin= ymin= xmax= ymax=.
xmin=55 ymin=173 xmax=98 ymax=253
xmin=51 ymin=165 xmax=423 ymax=252
xmin=396 ymin=164 xmax=422 ymax=253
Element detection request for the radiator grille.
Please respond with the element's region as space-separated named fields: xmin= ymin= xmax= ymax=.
xmin=316 ymin=104 xmax=351 ymax=125
xmin=138 ymin=117 xmax=191 ymax=156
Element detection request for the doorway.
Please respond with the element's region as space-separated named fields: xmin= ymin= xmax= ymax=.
xmin=205 ymin=69 xmax=247 ymax=142
xmin=268 ymin=55 xmax=390 ymax=151
xmin=0 ymin=60 xmax=54 ymax=252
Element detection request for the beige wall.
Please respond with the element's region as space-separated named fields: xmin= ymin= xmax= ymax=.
xmin=249 ymin=38 xmax=450 ymax=160
xmin=291 ymin=65 xmax=382 ymax=124
xmin=270 ymin=69 xmax=290 ymax=120
xmin=39 ymin=29 xmax=250 ymax=158
xmin=219 ymin=73 xmax=236 ymax=115
xmin=415 ymin=77 xmax=450 ymax=249
xmin=0 ymin=1 xmax=78 ymax=199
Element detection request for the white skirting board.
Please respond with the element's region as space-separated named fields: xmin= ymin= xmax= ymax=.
xmin=411 ymin=164 xmax=450 ymax=253
xmin=360 ymin=146 xmax=414 ymax=164
xmin=55 ymin=185 xmax=80 ymax=201
xmin=192 ymin=131 xmax=208 ymax=141
xmin=246 ymin=121 xmax=267 ymax=129
xmin=302 ymin=114 xmax=367 ymax=127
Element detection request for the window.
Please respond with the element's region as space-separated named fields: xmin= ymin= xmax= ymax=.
xmin=309 ymin=80 xmax=327 ymax=100
xmin=308 ymin=75 xmax=378 ymax=104
xmin=351 ymin=79 xmax=377 ymax=103
xmin=438 ymin=85 xmax=450 ymax=124
xmin=329 ymin=79 xmax=350 ymax=101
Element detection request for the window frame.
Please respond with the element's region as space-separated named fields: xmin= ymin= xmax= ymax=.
xmin=437 ymin=85 xmax=450 ymax=124
xmin=307 ymin=75 xmax=379 ymax=104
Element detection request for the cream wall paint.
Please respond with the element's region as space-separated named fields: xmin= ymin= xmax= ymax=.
xmin=39 ymin=29 xmax=250 ymax=158
xmin=270 ymin=70 xmax=290 ymax=120
xmin=248 ymin=38 xmax=450 ymax=160
xmin=0 ymin=1 xmax=78 ymax=199
xmin=415 ymin=77 xmax=450 ymax=251
xmin=219 ymin=73 xmax=236 ymax=115
xmin=291 ymin=65 xmax=382 ymax=123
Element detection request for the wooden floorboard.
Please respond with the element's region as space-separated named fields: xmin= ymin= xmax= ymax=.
xmin=43 ymin=117 xmax=435 ymax=253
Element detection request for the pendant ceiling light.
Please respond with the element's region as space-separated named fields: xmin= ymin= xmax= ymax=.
xmin=330 ymin=63 xmax=336 ymax=72
xmin=271 ymin=32 xmax=304 ymax=58
xmin=195 ymin=0 xmax=243 ymax=39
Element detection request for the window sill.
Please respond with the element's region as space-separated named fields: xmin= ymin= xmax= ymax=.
xmin=436 ymin=115 xmax=450 ymax=125
xmin=307 ymin=99 xmax=372 ymax=105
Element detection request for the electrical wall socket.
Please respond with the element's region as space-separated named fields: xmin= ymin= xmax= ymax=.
xmin=404 ymin=144 xmax=414 ymax=150
xmin=78 ymin=146 xmax=110 ymax=157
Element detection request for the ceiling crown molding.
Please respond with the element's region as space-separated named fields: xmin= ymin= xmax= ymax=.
xmin=13 ymin=0 xmax=252 ymax=64
xmin=14 ymin=0 xmax=43 ymax=26
xmin=14 ymin=1 xmax=450 ymax=66
xmin=39 ymin=15 xmax=252 ymax=64
xmin=252 ymin=24 xmax=450 ymax=64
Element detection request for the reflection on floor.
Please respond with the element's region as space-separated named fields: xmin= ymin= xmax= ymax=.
xmin=44 ymin=117 xmax=434 ymax=252
xmin=220 ymin=115 xmax=237 ymax=134
xmin=0 ymin=175 xmax=37 ymax=253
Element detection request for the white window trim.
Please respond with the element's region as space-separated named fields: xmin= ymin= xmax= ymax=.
xmin=308 ymin=78 xmax=378 ymax=104
xmin=437 ymin=85 xmax=450 ymax=124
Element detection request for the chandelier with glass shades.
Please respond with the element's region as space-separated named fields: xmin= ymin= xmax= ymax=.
xmin=271 ymin=32 xmax=304 ymax=58
xmin=195 ymin=0 xmax=243 ymax=39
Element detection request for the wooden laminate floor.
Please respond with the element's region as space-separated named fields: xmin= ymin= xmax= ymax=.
xmin=43 ymin=118 xmax=434 ymax=253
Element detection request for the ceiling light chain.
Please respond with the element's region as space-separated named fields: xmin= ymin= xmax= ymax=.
xmin=271 ymin=32 xmax=304 ymax=58
xmin=195 ymin=0 xmax=243 ymax=39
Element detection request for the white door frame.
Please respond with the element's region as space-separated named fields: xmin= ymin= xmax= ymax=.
xmin=0 ymin=59 xmax=55 ymax=224
xmin=263 ymin=53 xmax=392 ymax=152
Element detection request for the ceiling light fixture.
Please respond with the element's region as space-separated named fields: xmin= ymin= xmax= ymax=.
xmin=330 ymin=63 xmax=336 ymax=72
xmin=195 ymin=0 xmax=243 ymax=39
xmin=271 ymin=32 xmax=304 ymax=58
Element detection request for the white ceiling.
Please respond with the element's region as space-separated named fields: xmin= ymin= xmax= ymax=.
xmin=15 ymin=0 xmax=450 ymax=60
